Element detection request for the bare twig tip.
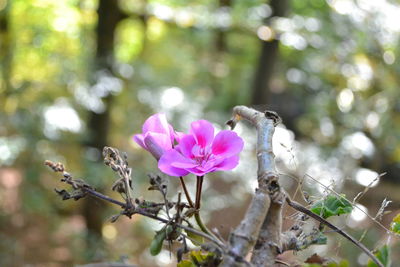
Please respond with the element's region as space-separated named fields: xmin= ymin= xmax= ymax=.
xmin=44 ymin=160 xmax=65 ymax=172
xmin=264 ymin=110 xmax=282 ymax=126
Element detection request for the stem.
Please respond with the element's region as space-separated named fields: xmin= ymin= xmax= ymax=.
xmin=194 ymin=212 xmax=211 ymax=235
xmin=179 ymin=176 xmax=194 ymax=208
xmin=195 ymin=176 xmax=204 ymax=210
xmin=192 ymin=175 xmax=223 ymax=242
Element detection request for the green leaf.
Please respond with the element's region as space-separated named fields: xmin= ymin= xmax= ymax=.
xmin=190 ymin=250 xmax=208 ymax=263
xmin=367 ymin=245 xmax=391 ymax=267
xmin=390 ymin=213 xmax=400 ymax=234
xmin=149 ymin=227 xmax=170 ymax=256
xmin=314 ymin=232 xmax=328 ymax=245
xmin=327 ymin=260 xmax=349 ymax=267
xmin=177 ymin=260 xmax=196 ymax=267
xmin=185 ymin=229 xmax=204 ymax=246
xmin=310 ymin=194 xmax=353 ymax=219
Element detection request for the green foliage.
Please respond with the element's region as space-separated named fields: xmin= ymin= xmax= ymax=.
xmin=185 ymin=229 xmax=204 ymax=246
xmin=310 ymin=194 xmax=353 ymax=219
xmin=149 ymin=226 xmax=173 ymax=256
xmin=177 ymin=251 xmax=219 ymax=267
xmin=367 ymin=245 xmax=391 ymax=267
xmin=390 ymin=214 xmax=400 ymax=234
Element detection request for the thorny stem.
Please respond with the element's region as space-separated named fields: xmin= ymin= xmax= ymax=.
xmin=179 ymin=176 xmax=194 ymax=208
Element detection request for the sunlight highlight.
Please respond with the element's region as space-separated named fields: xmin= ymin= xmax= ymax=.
xmin=161 ymin=87 xmax=184 ymax=109
xmin=355 ymin=168 xmax=379 ymax=187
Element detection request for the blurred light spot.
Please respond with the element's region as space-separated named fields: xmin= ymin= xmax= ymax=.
xmin=150 ymin=3 xmax=174 ymax=21
xmin=305 ymin=17 xmax=320 ymax=32
xmin=138 ymin=88 xmax=153 ymax=104
xmin=74 ymin=84 xmax=106 ymax=113
xmin=355 ymin=168 xmax=379 ymax=187
xmin=147 ymin=17 xmax=167 ymax=41
xmin=251 ymin=4 xmax=272 ymax=19
xmin=358 ymin=252 xmax=370 ymax=266
xmin=214 ymin=7 xmax=232 ymax=28
xmin=341 ymin=64 xmax=356 ymax=77
xmin=280 ymin=32 xmax=307 ymax=50
xmin=175 ymin=9 xmax=195 ymax=28
xmin=383 ymin=51 xmax=395 ymax=65
xmin=0 ymin=137 xmax=26 ymax=165
xmin=355 ymin=57 xmax=373 ymax=80
xmin=156 ymin=250 xmax=174 ymax=265
xmin=273 ymin=126 xmax=296 ymax=167
xmin=44 ymin=99 xmax=82 ymax=138
xmin=257 ymin=26 xmax=274 ymax=41
xmin=337 ymin=88 xmax=354 ymax=112
xmin=273 ymin=17 xmax=294 ymax=32
xmin=102 ymin=224 xmax=117 ymax=240
xmin=92 ymin=72 xmax=123 ymax=97
xmin=117 ymin=64 xmax=134 ymax=79
xmin=365 ymin=112 xmax=379 ymax=130
xmin=347 ymin=76 xmax=369 ymax=91
xmin=375 ymin=97 xmax=388 ymax=113
xmin=350 ymin=204 xmax=368 ymax=222
xmin=161 ymin=87 xmax=184 ymax=109
xmin=309 ymin=34 xmax=324 ymax=48
xmin=0 ymin=168 xmax=22 ymax=189
xmin=329 ymin=0 xmax=354 ymax=15
xmin=341 ymin=132 xmax=375 ymax=159
xmin=307 ymin=76 xmax=322 ymax=90
xmin=286 ymin=68 xmax=305 ymax=84
xmin=320 ymin=117 xmax=334 ymax=137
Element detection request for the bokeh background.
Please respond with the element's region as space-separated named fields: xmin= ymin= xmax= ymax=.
xmin=1 ymin=0 xmax=400 ymax=266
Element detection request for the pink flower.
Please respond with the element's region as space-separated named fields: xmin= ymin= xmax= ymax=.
xmin=158 ymin=120 xmax=244 ymax=176
xmin=133 ymin=113 xmax=177 ymax=160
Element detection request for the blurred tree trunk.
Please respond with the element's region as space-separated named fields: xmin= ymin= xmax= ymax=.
xmin=251 ymin=0 xmax=287 ymax=105
xmin=82 ymin=0 xmax=125 ymax=258
xmin=0 ymin=0 xmax=12 ymax=96
xmin=210 ymin=0 xmax=232 ymax=109
xmin=250 ymin=0 xmax=305 ymax=132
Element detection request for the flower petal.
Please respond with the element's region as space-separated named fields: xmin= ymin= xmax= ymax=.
xmin=133 ymin=134 xmax=146 ymax=149
xmin=177 ymin=134 xmax=196 ymax=158
xmin=144 ymin=132 xmax=172 ymax=160
xmin=174 ymin=131 xmax=185 ymax=143
xmin=212 ymin=130 xmax=244 ymax=158
xmin=142 ymin=113 xmax=171 ymax=136
xmin=171 ymin=161 xmax=198 ymax=168
xmin=190 ymin=120 xmax=214 ymax=148
xmin=185 ymin=167 xmax=211 ymax=176
xmin=158 ymin=150 xmax=191 ymax=177
xmin=214 ymin=155 xmax=240 ymax=171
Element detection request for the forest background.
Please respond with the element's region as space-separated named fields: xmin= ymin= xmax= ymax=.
xmin=1 ymin=0 xmax=400 ymax=266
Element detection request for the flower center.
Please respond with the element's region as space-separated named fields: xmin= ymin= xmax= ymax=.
xmin=192 ymin=145 xmax=213 ymax=166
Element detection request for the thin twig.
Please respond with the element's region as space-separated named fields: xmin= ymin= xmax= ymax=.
xmin=286 ymin=196 xmax=384 ymax=267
